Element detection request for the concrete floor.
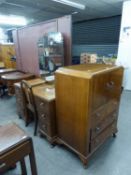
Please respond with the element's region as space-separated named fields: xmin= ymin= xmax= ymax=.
xmin=0 ymin=90 xmax=131 ymax=175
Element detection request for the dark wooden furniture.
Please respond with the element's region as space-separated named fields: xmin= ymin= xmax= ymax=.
xmin=55 ymin=64 xmax=124 ymax=166
xmin=15 ymin=78 xmax=45 ymax=121
xmin=1 ymin=71 xmax=35 ymax=95
xmin=14 ymin=82 xmax=25 ymax=118
xmin=33 ymin=83 xmax=56 ymax=144
xmin=0 ymin=123 xmax=37 ymax=175
xmin=21 ymin=79 xmax=45 ymax=135
xmin=0 ymin=68 xmax=17 ymax=96
xmin=0 ymin=68 xmax=17 ymax=84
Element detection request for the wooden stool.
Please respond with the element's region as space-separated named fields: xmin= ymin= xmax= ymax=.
xmin=0 ymin=123 xmax=37 ymax=175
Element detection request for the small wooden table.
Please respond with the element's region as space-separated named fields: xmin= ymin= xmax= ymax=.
xmin=0 ymin=68 xmax=17 ymax=75
xmin=0 ymin=69 xmax=17 ymax=94
xmin=1 ymin=71 xmax=35 ymax=95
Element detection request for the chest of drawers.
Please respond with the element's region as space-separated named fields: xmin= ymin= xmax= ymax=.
xmin=33 ymin=84 xmax=56 ymax=144
xmin=55 ymin=64 xmax=123 ymax=166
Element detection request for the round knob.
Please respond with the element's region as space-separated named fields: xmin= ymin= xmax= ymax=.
xmin=41 ymin=114 xmax=46 ymax=119
xmin=95 ymin=127 xmax=100 ymax=132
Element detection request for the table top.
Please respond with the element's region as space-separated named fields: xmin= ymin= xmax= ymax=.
xmin=0 ymin=123 xmax=29 ymax=154
xmin=26 ymin=78 xmax=45 ymax=86
xmin=0 ymin=68 xmax=17 ymax=75
xmin=1 ymin=71 xmax=34 ymax=81
xmin=33 ymin=83 xmax=55 ymax=101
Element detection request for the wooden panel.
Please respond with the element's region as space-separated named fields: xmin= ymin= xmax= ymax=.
xmin=90 ymin=121 xmax=117 ymax=152
xmin=57 ymin=15 xmax=72 ymax=66
xmin=55 ymin=73 xmax=91 ymax=155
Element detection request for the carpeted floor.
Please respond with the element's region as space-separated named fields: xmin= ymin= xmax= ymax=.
xmin=0 ymin=90 xmax=131 ymax=175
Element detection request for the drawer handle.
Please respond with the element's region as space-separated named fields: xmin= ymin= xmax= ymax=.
xmin=40 ymin=102 xmax=44 ymax=106
xmin=95 ymin=127 xmax=100 ymax=132
xmin=41 ymin=114 xmax=46 ymax=119
xmin=106 ymin=81 xmax=114 ymax=89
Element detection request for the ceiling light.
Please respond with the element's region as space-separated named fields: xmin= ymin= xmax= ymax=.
xmin=0 ymin=15 xmax=27 ymax=26
xmin=51 ymin=0 xmax=85 ymax=10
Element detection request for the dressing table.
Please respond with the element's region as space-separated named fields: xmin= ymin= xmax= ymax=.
xmin=33 ymin=83 xmax=56 ymax=144
xmin=1 ymin=71 xmax=35 ymax=95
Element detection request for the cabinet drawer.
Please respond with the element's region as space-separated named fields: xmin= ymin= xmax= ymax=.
xmin=92 ymin=68 xmax=123 ymax=110
xmin=39 ymin=112 xmax=49 ymax=124
xmin=39 ymin=122 xmax=54 ymax=137
xmin=35 ymin=97 xmax=49 ymax=114
xmin=91 ymin=100 xmax=118 ymax=128
xmin=91 ymin=111 xmax=117 ymax=139
xmin=90 ymin=121 xmax=117 ymax=152
xmin=39 ymin=122 xmax=49 ymax=133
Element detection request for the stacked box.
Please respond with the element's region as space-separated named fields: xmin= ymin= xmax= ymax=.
xmin=80 ymin=53 xmax=97 ymax=64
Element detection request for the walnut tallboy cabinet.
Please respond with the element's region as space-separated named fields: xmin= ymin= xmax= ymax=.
xmin=55 ymin=64 xmax=123 ymax=166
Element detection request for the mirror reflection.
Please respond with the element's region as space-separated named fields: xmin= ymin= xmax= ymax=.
xmin=37 ymin=32 xmax=64 ymax=78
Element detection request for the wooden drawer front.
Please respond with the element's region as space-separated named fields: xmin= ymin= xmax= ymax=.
xmin=91 ymin=111 xmax=117 ymax=139
xmin=39 ymin=122 xmax=51 ymax=135
xmin=38 ymin=108 xmax=50 ymax=124
xmin=90 ymin=121 xmax=117 ymax=152
xmin=35 ymin=97 xmax=49 ymax=115
xmin=39 ymin=112 xmax=48 ymax=123
xmin=91 ymin=100 xmax=118 ymax=128
xmin=92 ymin=68 xmax=123 ymax=110
xmin=39 ymin=122 xmax=48 ymax=132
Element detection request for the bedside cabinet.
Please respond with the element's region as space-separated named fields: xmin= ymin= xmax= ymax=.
xmin=55 ymin=64 xmax=123 ymax=166
xmin=33 ymin=84 xmax=56 ymax=144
